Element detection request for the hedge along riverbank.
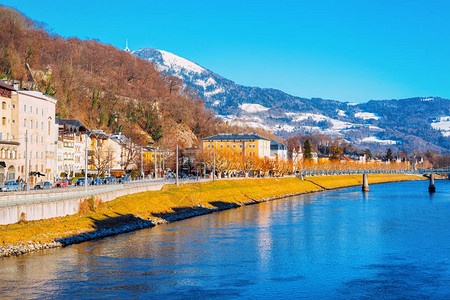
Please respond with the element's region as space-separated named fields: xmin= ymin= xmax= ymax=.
xmin=0 ymin=174 xmax=424 ymax=257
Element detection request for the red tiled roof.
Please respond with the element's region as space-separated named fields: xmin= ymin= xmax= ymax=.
xmin=0 ymin=81 xmax=15 ymax=91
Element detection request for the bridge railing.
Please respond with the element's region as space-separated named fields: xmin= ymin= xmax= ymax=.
xmin=298 ymin=164 xmax=450 ymax=177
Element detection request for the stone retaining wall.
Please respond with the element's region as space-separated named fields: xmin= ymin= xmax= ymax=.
xmin=0 ymin=183 xmax=164 ymax=225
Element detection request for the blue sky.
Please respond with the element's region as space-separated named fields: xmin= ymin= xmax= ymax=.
xmin=3 ymin=0 xmax=450 ymax=102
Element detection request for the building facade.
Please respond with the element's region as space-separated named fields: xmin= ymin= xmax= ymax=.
xmin=202 ymin=134 xmax=271 ymax=159
xmin=56 ymin=118 xmax=87 ymax=178
xmin=270 ymin=140 xmax=288 ymax=161
xmin=0 ymin=81 xmax=19 ymax=182
xmin=17 ymin=91 xmax=57 ymax=184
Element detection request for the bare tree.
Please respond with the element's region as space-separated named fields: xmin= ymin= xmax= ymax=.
xmin=90 ymin=142 xmax=115 ymax=176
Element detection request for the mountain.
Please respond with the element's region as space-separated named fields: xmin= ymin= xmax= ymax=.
xmin=0 ymin=6 xmax=222 ymax=149
xmin=133 ymin=48 xmax=450 ymax=153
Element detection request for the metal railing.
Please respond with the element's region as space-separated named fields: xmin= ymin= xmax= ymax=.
xmin=298 ymin=165 xmax=450 ymax=177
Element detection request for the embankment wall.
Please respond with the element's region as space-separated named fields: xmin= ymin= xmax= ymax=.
xmin=0 ymin=184 xmax=164 ymax=225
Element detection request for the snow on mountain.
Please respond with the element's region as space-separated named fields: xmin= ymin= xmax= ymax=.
xmin=431 ymin=116 xmax=450 ymax=137
xmin=337 ymin=110 xmax=346 ymax=117
xmin=360 ymin=136 xmax=398 ymax=145
xmin=132 ymin=48 xmax=450 ymax=153
xmin=157 ymin=50 xmax=205 ymax=74
xmin=239 ymin=103 xmax=270 ymax=113
xmin=354 ymin=112 xmax=380 ymax=120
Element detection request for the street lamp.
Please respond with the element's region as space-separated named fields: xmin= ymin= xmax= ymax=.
xmin=84 ymin=131 xmax=89 ymax=189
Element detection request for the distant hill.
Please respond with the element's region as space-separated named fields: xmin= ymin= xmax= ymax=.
xmin=134 ymin=48 xmax=450 ymax=153
xmin=0 ymin=6 xmax=223 ymax=148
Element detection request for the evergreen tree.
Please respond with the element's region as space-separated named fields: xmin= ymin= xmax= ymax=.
xmin=304 ymin=139 xmax=312 ymax=160
xmin=386 ymin=148 xmax=394 ymax=161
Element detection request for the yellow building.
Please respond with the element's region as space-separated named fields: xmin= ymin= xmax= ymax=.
xmin=202 ymin=134 xmax=271 ymax=159
xmin=142 ymin=147 xmax=165 ymax=175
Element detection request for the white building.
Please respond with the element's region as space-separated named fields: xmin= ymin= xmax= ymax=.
xmin=270 ymin=140 xmax=288 ymax=161
xmin=17 ymin=91 xmax=57 ymax=185
xmin=292 ymin=146 xmax=304 ymax=172
xmin=56 ymin=118 xmax=87 ymax=179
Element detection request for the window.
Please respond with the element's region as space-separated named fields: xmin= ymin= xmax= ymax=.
xmin=36 ymin=108 xmax=38 ymax=115
xmin=41 ymin=136 xmax=43 ymax=144
xmin=2 ymin=117 xmax=6 ymax=125
xmin=6 ymin=133 xmax=8 ymax=141
xmin=1 ymin=149 xmax=5 ymax=159
xmin=41 ymin=122 xmax=43 ymax=130
xmin=2 ymin=102 xmax=6 ymax=110
xmin=226 ymin=144 xmax=230 ymax=148
xmin=30 ymin=106 xmax=32 ymax=113
xmin=12 ymin=104 xmax=15 ymax=109
xmin=24 ymin=105 xmax=26 ymax=112
xmin=24 ymin=119 xmax=26 ymax=127
xmin=30 ymin=120 xmax=33 ymax=129
xmin=0 ymin=133 xmax=2 ymax=141
xmin=233 ymin=144 xmax=236 ymax=148
xmin=36 ymin=151 xmax=38 ymax=159
xmin=239 ymin=144 xmax=243 ymax=148
xmin=48 ymin=120 xmax=51 ymax=135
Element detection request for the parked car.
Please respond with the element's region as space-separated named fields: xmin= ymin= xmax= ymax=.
xmin=103 ymin=177 xmax=116 ymax=185
xmin=34 ymin=181 xmax=52 ymax=189
xmin=118 ymin=176 xmax=130 ymax=184
xmin=1 ymin=180 xmax=20 ymax=192
xmin=90 ymin=178 xmax=102 ymax=185
xmin=56 ymin=179 xmax=69 ymax=188
xmin=164 ymin=173 xmax=175 ymax=180
xmin=75 ymin=177 xmax=87 ymax=186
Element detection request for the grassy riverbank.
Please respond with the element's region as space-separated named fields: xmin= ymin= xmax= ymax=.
xmin=0 ymin=174 xmax=423 ymax=253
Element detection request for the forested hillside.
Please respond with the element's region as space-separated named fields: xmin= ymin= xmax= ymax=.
xmin=0 ymin=6 xmax=223 ymax=148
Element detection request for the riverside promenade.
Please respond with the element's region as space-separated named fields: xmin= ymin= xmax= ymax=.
xmin=0 ymin=178 xmax=205 ymax=225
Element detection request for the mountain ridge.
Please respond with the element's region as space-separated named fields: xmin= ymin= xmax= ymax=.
xmin=133 ymin=48 xmax=450 ymax=153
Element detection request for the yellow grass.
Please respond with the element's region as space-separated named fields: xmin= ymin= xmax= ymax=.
xmin=0 ymin=174 xmax=424 ymax=247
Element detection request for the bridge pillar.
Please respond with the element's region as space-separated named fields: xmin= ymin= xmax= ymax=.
xmin=428 ymin=174 xmax=436 ymax=193
xmin=362 ymin=173 xmax=369 ymax=192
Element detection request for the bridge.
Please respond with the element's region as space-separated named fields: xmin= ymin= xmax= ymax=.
xmin=298 ymin=165 xmax=450 ymax=192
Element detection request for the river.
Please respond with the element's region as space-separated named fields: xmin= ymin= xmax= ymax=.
xmin=0 ymin=180 xmax=449 ymax=299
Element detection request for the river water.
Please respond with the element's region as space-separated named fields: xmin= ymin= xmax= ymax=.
xmin=0 ymin=180 xmax=449 ymax=299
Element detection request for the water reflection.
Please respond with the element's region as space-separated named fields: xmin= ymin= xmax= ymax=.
xmin=0 ymin=180 xmax=449 ymax=298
